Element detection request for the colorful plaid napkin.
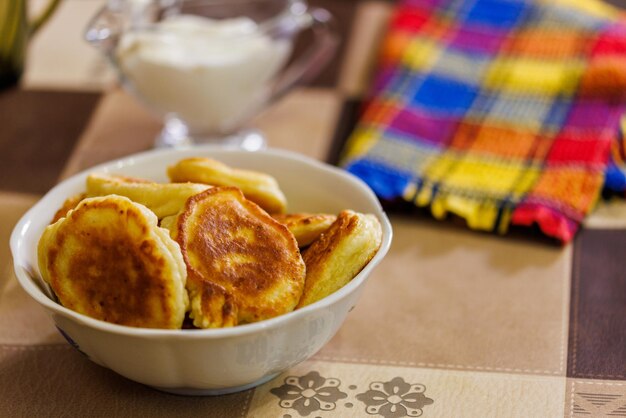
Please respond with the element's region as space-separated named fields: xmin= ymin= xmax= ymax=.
xmin=340 ymin=0 xmax=626 ymax=242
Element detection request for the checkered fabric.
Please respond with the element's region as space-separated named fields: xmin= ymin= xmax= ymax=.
xmin=341 ymin=0 xmax=626 ymax=242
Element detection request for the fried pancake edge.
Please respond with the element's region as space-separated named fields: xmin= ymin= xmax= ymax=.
xmin=273 ymin=213 xmax=337 ymax=247
xmin=86 ymin=173 xmax=210 ymax=218
xmin=296 ymin=210 xmax=383 ymax=308
xmin=38 ymin=195 xmax=188 ymax=329
xmin=51 ymin=193 xmax=87 ymax=224
xmin=167 ymin=157 xmax=287 ymax=214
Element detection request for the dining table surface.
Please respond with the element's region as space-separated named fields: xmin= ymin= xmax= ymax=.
xmin=2 ymin=1 xmax=626 ymax=417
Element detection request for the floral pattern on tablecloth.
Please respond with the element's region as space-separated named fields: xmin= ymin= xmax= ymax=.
xmin=270 ymin=371 xmax=433 ymax=417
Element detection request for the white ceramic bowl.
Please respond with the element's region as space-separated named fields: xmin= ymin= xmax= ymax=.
xmin=10 ymin=146 xmax=392 ymax=395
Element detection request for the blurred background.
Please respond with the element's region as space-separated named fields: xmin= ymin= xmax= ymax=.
xmin=20 ymin=0 xmax=626 ymax=91
xmin=22 ymin=0 xmax=362 ymax=90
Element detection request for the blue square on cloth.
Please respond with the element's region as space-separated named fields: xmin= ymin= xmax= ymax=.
xmin=541 ymin=98 xmax=572 ymax=130
xmin=464 ymin=0 xmax=527 ymax=28
xmin=345 ymin=159 xmax=413 ymax=200
xmin=410 ymin=75 xmax=478 ymax=115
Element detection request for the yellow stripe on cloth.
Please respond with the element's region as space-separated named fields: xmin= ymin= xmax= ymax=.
xmin=402 ymin=38 xmax=442 ymax=72
xmin=341 ymin=128 xmax=381 ymax=162
xmin=423 ymin=154 xmax=540 ymax=197
xmin=546 ymin=0 xmax=619 ymax=20
xmin=405 ymin=182 xmax=511 ymax=232
xmin=484 ymin=58 xmax=585 ymax=96
xmin=404 ymin=155 xmax=540 ymax=233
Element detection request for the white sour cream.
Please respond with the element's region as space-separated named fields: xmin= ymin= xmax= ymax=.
xmin=117 ymin=15 xmax=292 ymax=135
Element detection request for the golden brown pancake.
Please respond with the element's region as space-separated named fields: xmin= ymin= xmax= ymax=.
xmin=38 ymin=195 xmax=188 ymax=329
xmin=273 ymin=213 xmax=336 ymax=247
xmin=86 ymin=173 xmax=210 ymax=218
xmin=296 ymin=210 xmax=382 ymax=308
xmin=167 ymin=157 xmax=287 ymax=214
xmin=51 ymin=193 xmax=86 ymax=224
xmin=166 ymin=187 xmax=305 ymax=326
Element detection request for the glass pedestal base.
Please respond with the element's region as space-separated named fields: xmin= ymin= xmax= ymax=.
xmin=155 ymin=118 xmax=266 ymax=151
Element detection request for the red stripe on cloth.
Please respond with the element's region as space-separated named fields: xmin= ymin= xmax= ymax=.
xmin=391 ymin=5 xmax=431 ymax=33
xmin=546 ymin=130 xmax=612 ymax=164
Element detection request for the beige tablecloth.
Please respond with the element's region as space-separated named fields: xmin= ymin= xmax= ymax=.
xmin=2 ymin=2 xmax=626 ymax=417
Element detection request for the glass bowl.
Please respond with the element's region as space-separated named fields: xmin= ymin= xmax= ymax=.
xmin=85 ymin=0 xmax=337 ymax=149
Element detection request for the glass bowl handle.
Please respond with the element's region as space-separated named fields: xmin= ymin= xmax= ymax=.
xmin=84 ymin=4 xmax=126 ymax=56
xmin=269 ymin=7 xmax=338 ymax=102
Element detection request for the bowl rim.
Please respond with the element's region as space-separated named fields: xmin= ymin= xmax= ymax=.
xmin=117 ymin=0 xmax=311 ymax=39
xmin=11 ymin=145 xmax=392 ymax=340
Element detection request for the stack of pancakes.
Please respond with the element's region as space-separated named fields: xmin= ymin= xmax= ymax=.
xmin=38 ymin=158 xmax=382 ymax=329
